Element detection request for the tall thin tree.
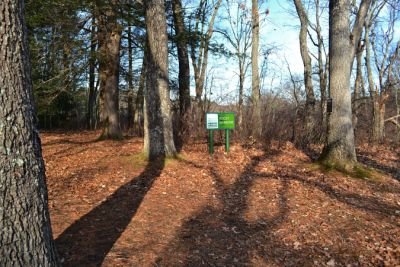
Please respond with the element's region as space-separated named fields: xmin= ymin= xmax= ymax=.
xmin=190 ymin=0 xmax=223 ymax=105
xmin=251 ymin=0 xmax=262 ymax=138
xmin=365 ymin=2 xmax=399 ymax=143
xmin=87 ymin=16 xmax=98 ymax=130
xmin=293 ymin=0 xmax=316 ymax=146
xmin=216 ymin=1 xmax=252 ymax=130
xmin=134 ymin=51 xmax=146 ymax=136
xmin=172 ymin=0 xmax=191 ymax=144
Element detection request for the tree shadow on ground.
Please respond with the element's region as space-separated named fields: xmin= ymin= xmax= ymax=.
xmin=357 ymin=153 xmax=400 ymax=181
xmin=56 ymin=157 xmax=165 ymax=267
xmin=301 ymin=145 xmax=400 ymax=182
xmin=156 ymin=153 xmax=340 ymax=266
xmin=156 ymin=150 xmax=399 ymax=266
xmin=42 ymin=138 xmax=99 ymax=147
xmin=257 ymin=170 xmax=400 ymax=221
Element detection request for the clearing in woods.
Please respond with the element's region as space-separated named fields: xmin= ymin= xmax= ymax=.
xmin=43 ymin=131 xmax=400 ymax=266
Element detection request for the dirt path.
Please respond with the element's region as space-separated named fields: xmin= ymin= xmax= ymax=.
xmin=42 ymin=132 xmax=400 ymax=266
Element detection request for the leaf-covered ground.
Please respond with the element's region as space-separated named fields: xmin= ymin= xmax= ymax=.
xmin=42 ymin=132 xmax=400 ymax=267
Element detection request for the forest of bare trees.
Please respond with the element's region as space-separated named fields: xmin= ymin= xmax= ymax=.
xmin=14 ymin=0 xmax=398 ymax=149
xmin=1 ymin=0 xmax=400 ymax=265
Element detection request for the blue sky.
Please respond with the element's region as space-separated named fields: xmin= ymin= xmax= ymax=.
xmin=173 ymin=0 xmax=398 ymax=104
xmin=193 ymin=0 xmax=308 ymax=104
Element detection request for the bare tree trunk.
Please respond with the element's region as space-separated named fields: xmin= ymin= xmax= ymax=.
xmin=144 ymin=0 xmax=177 ymax=159
xmin=134 ymin=53 xmax=146 ymax=137
xmin=396 ymin=86 xmax=400 ymax=141
xmin=190 ymin=0 xmax=222 ymax=133
xmin=251 ymin=0 xmax=261 ymax=139
xmin=314 ymin=0 xmax=329 ymax=142
xmin=127 ymin=92 xmax=134 ymax=133
xmin=320 ymin=60 xmax=329 ymax=142
xmin=0 ymin=1 xmax=59 ymax=265
xmin=172 ymin=0 xmax=191 ymax=145
xmin=97 ymin=4 xmax=122 ymax=140
xmin=98 ymin=23 xmax=106 ymax=128
xmin=365 ymin=20 xmax=387 ymax=144
xmin=294 ymin=0 xmax=317 ymax=146
xmin=88 ymin=18 xmax=97 ymax=130
xmin=127 ymin=25 xmax=134 ymax=133
xmin=369 ymin=4 xmax=399 ymax=143
xmin=320 ymin=0 xmax=371 ymax=164
xmin=387 ymin=41 xmax=400 ymax=141
xmin=372 ymin=94 xmax=386 ymax=142
xmin=191 ymin=0 xmax=222 ymax=103
xmin=352 ymin=39 xmax=365 ymax=128
xmin=238 ymin=66 xmax=244 ymax=130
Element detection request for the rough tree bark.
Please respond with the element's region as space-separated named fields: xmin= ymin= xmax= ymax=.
xmin=293 ymin=0 xmax=316 ymax=146
xmin=97 ymin=2 xmax=122 ymax=139
xmin=172 ymin=0 xmax=191 ymax=143
xmin=251 ymin=0 xmax=262 ymax=139
xmin=320 ymin=0 xmax=371 ymax=164
xmin=0 ymin=0 xmax=59 ymax=265
xmin=144 ymin=0 xmax=177 ymax=159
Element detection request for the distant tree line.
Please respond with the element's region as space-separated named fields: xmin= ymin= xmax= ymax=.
xmin=24 ymin=0 xmax=400 ymax=156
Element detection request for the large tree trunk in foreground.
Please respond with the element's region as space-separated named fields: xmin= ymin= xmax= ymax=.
xmin=144 ymin=0 xmax=177 ymax=159
xmin=251 ymin=0 xmax=262 ymax=139
xmin=97 ymin=4 xmax=122 ymax=140
xmin=0 ymin=0 xmax=59 ymax=265
xmin=320 ymin=0 xmax=371 ymax=164
xmin=172 ymin=0 xmax=191 ymax=144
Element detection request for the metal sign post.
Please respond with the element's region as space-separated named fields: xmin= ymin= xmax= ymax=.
xmin=206 ymin=112 xmax=235 ymax=155
xmin=209 ymin=130 xmax=214 ymax=155
xmin=225 ymin=129 xmax=230 ymax=153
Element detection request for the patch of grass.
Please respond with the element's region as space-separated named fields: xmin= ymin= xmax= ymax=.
xmin=164 ymin=153 xmax=186 ymax=167
xmin=118 ymin=152 xmax=186 ymax=169
xmin=118 ymin=152 xmax=148 ymax=169
xmin=308 ymin=160 xmax=384 ymax=182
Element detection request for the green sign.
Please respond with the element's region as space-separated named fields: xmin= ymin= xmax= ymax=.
xmin=206 ymin=112 xmax=235 ymax=130
xmin=206 ymin=112 xmax=235 ymax=155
